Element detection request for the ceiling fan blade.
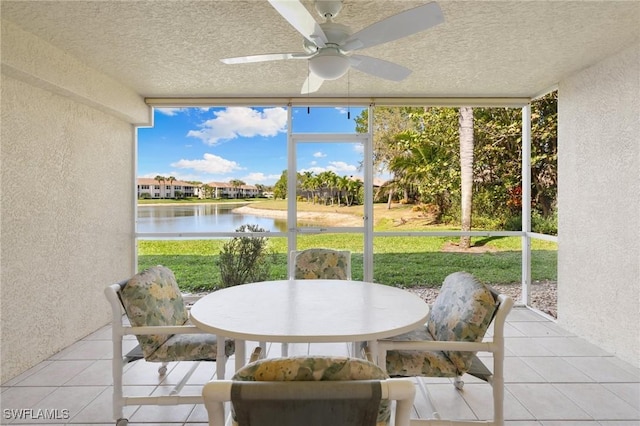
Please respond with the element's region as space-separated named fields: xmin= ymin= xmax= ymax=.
xmin=349 ymin=55 xmax=412 ymax=81
xmin=342 ymin=2 xmax=444 ymax=51
xmin=268 ymin=0 xmax=328 ymax=47
xmin=301 ymin=73 xmax=325 ymax=94
xmin=221 ymin=52 xmax=309 ymax=64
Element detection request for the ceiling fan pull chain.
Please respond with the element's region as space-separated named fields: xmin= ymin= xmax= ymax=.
xmin=347 ymin=69 xmax=351 ymax=120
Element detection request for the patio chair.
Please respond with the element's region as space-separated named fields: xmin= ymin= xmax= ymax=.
xmin=278 ymin=248 xmax=352 ymax=356
xmin=375 ymin=271 xmax=514 ymax=425
xmin=104 ymin=265 xmax=235 ymax=426
xmin=202 ymin=355 xmax=415 ymax=426
xmin=290 ymin=248 xmax=352 ymax=280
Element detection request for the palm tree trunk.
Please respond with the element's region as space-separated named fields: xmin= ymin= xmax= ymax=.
xmin=459 ymin=106 xmax=474 ymax=249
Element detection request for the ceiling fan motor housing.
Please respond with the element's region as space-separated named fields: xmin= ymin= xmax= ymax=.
xmin=303 ymin=21 xmax=350 ymax=53
xmin=309 ymin=48 xmax=350 ymax=79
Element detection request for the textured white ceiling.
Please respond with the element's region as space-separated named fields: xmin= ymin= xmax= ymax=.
xmin=2 ymin=0 xmax=639 ymax=101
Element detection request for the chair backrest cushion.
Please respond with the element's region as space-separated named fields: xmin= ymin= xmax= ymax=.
xmin=233 ymin=356 xmax=390 ymax=425
xmin=230 ymin=381 xmax=382 ymax=426
xmin=119 ymin=266 xmax=188 ymax=358
xmin=293 ymin=249 xmax=351 ymax=280
xmin=427 ymin=271 xmax=498 ymax=372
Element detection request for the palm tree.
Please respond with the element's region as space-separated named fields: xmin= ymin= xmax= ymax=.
xmin=345 ymin=178 xmax=362 ymax=207
xmin=229 ymin=179 xmax=246 ymax=199
xmin=154 ymin=175 xmax=165 ymax=199
xmin=459 ymin=107 xmax=474 ymax=249
xmin=337 ymin=175 xmax=350 ymax=206
xmin=167 ymin=176 xmax=176 ymax=198
xmin=317 ymin=171 xmax=339 ymax=205
xmin=299 ymin=171 xmax=314 ymax=202
xmin=201 ymin=184 xmax=213 ymax=199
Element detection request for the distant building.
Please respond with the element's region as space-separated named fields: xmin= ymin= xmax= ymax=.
xmin=201 ymin=181 xmax=261 ymax=199
xmin=136 ymin=178 xmax=198 ymax=199
xmin=349 ymin=176 xmax=387 ymax=188
xmin=137 ymin=178 xmax=263 ymax=199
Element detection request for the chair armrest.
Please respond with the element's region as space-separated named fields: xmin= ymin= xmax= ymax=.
xmin=378 ymin=339 xmax=495 ymax=353
xmin=202 ymin=380 xmax=233 ymax=426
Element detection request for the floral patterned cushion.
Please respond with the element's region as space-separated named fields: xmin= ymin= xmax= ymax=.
xmin=383 ymin=271 xmax=497 ymax=377
xmin=146 ymin=333 xmax=235 ymax=362
xmin=120 ymin=265 xmax=234 ymax=362
xmin=384 ymin=325 xmax=459 ymax=377
xmin=293 ymin=249 xmax=351 ymax=280
xmin=427 ymin=272 xmax=497 ymax=372
xmin=233 ymin=356 xmax=391 ymax=426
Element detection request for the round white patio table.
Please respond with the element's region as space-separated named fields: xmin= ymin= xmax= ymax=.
xmin=190 ymin=279 xmax=429 ymax=374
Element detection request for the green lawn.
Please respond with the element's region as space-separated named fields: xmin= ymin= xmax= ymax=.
xmin=138 ymin=233 xmax=556 ymax=292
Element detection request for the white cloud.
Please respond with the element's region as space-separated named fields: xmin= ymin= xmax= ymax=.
xmin=313 ymin=151 xmax=326 ymax=158
xmin=299 ymin=161 xmax=357 ymax=175
xmin=327 ymin=161 xmax=357 ymax=173
xmin=310 ymin=161 xmax=317 ymax=166
xmin=335 ymin=107 xmax=348 ymax=115
xmin=171 ymin=153 xmax=243 ymax=174
xmin=156 ymin=108 xmax=186 ymax=116
xmin=242 ymin=172 xmax=281 ymax=184
xmin=187 ymin=107 xmax=287 ymax=145
xmin=299 ymin=166 xmax=327 ymax=175
xmin=353 ymin=143 xmax=364 ymax=153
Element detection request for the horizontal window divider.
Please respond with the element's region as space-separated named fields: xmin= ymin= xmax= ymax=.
xmin=135 ymin=230 xmax=555 ymax=240
xmin=296 ymin=227 xmax=364 ymax=233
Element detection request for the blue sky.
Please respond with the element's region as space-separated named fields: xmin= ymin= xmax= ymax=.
xmin=137 ymin=106 xmax=367 ymax=186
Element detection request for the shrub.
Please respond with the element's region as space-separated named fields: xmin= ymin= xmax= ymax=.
xmin=217 ymin=224 xmax=273 ymax=287
xmin=503 ymin=214 xmax=522 ymax=231
xmin=472 ymin=215 xmax=505 ymax=230
xmin=532 ymin=210 xmax=557 ymax=235
xmin=503 ymin=211 xmax=557 ymax=235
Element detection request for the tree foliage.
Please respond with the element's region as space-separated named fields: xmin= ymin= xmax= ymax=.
xmin=273 ymin=170 xmax=287 ymax=199
xmin=274 ymin=169 xmax=364 ymax=206
xmin=355 ymin=92 xmax=558 ymax=229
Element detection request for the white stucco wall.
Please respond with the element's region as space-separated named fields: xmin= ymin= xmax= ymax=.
xmin=1 ymin=21 xmax=149 ymax=382
xmin=558 ymin=42 xmax=640 ymax=368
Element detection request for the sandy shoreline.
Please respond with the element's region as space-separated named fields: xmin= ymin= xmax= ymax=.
xmin=233 ymin=205 xmax=363 ymax=226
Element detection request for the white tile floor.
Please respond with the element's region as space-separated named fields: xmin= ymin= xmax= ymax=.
xmin=1 ymin=307 xmax=639 ymax=425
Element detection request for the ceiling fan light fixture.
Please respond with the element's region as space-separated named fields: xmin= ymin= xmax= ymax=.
xmin=309 ymin=48 xmax=349 ymax=80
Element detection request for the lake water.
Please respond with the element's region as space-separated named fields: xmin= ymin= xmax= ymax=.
xmin=137 ymin=203 xmax=288 ymax=233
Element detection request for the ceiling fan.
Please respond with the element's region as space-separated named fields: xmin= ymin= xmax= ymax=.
xmin=220 ymin=0 xmax=444 ymax=94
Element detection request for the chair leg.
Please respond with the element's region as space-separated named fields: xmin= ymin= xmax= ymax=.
xmin=281 ymin=342 xmax=289 ymax=357
xmin=454 ymin=376 xmax=464 ymax=390
xmin=493 ymin=351 xmax=505 ymax=426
